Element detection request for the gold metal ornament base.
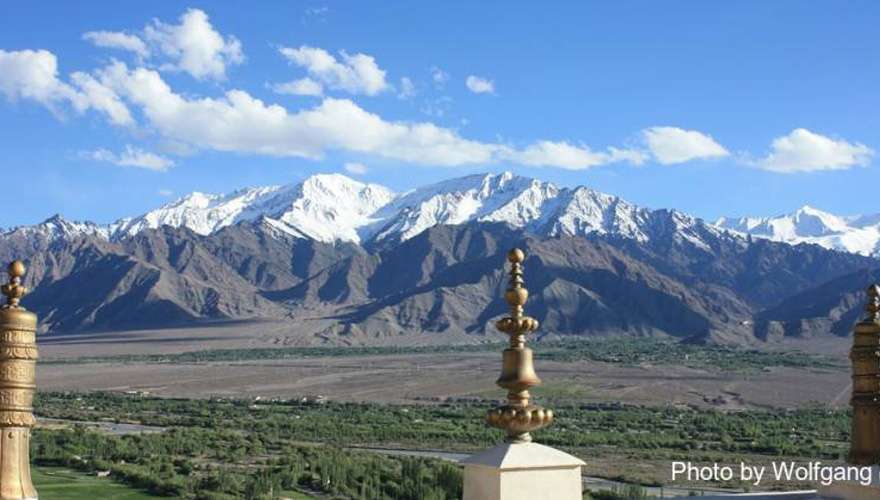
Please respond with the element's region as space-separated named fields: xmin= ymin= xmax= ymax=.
xmin=486 ymin=249 xmax=554 ymax=443
xmin=0 ymin=428 xmax=36 ymax=500
xmin=0 ymin=262 xmax=38 ymax=500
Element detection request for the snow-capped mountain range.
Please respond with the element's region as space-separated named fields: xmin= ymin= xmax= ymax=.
xmin=3 ymin=172 xmax=723 ymax=249
xmin=716 ymin=205 xmax=880 ymax=257
xmin=4 ymin=171 xmax=878 ymax=257
xmin=4 ymin=171 xmax=878 ymax=341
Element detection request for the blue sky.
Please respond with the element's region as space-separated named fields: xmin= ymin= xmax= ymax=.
xmin=0 ymin=1 xmax=877 ymax=227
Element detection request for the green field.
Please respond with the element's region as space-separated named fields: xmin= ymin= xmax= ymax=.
xmin=31 ymin=391 xmax=850 ymax=496
xmin=33 ymin=467 xmax=158 ymax=500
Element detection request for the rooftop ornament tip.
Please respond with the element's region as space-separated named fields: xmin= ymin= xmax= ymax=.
xmin=486 ymin=248 xmax=554 ymax=443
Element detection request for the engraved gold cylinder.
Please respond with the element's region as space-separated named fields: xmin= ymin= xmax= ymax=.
xmin=849 ymin=318 xmax=880 ymax=465
xmin=0 ymin=302 xmax=38 ymax=499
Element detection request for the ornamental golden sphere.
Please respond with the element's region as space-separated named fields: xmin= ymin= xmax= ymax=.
xmin=505 ymin=287 xmax=528 ymax=306
xmin=8 ymin=261 xmax=25 ymax=279
xmin=507 ymin=248 xmax=525 ymax=263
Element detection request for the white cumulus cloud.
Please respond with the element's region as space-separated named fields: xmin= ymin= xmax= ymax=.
xmin=642 ymin=126 xmax=729 ymax=164
xmin=465 ymin=75 xmax=494 ymax=94
xmin=4 ymin=45 xmax=748 ymax=173
xmin=0 ymin=49 xmax=133 ymax=126
xmin=68 ymin=71 xmax=134 ymax=126
xmin=91 ymin=61 xmax=647 ymax=170
xmin=344 ymin=162 xmax=368 ymax=175
xmin=144 ymin=8 xmax=243 ymax=81
xmin=757 ymin=128 xmax=873 ymax=173
xmin=83 ymin=145 xmax=174 ymax=171
xmin=94 ymin=61 xmax=494 ymax=164
xmin=0 ymin=49 xmax=77 ymax=104
xmin=82 ymin=31 xmax=149 ymax=58
xmin=278 ymin=45 xmax=388 ymax=96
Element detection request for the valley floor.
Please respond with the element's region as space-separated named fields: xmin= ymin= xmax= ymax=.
xmin=37 ymin=324 xmax=852 ymax=410
xmin=29 ymin=327 xmax=857 ymax=497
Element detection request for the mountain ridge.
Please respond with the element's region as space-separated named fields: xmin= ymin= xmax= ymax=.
xmin=5 ymin=172 xmax=727 ymax=250
xmin=16 ymin=173 xmax=876 ymax=259
xmin=2 ymin=171 xmax=877 ymax=345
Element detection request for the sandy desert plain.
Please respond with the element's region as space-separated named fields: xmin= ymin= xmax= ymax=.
xmin=36 ymin=320 xmax=852 ymax=411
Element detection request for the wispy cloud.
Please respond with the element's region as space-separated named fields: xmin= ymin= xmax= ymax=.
xmin=271 ymin=77 xmax=323 ymax=96
xmin=82 ymin=145 xmax=175 ymax=171
xmin=344 ymin=162 xmax=368 ymax=174
xmin=304 ymin=6 xmax=329 ymax=17
xmin=420 ymin=96 xmax=452 ymax=118
xmin=82 ymin=31 xmax=149 ymax=58
xmin=430 ymin=66 xmax=449 ymax=89
xmin=302 ymin=6 xmax=329 ymax=24
xmin=508 ymin=141 xmax=645 ymax=170
xmin=398 ymin=77 xmax=416 ymax=99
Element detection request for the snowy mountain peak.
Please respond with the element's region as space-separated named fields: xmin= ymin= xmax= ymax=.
xmin=1 ymin=214 xmax=109 ymax=241
xmin=790 ymin=205 xmax=850 ymax=236
xmin=546 ymin=187 xmax=651 ymax=241
xmin=716 ymin=205 xmax=880 ymax=257
xmin=368 ymin=172 xmax=560 ymax=243
xmin=171 ymin=191 xmax=221 ymax=208
xmin=271 ymin=174 xmax=395 ymax=243
xmin=297 ymin=174 xmax=394 ymax=212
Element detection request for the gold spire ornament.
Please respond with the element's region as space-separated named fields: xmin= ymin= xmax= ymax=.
xmin=486 ymin=249 xmax=553 ymax=443
xmin=0 ymin=261 xmax=38 ymax=499
xmin=849 ymin=283 xmax=880 ymax=465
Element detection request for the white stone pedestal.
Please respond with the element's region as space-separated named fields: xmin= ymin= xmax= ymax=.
xmin=819 ymin=465 xmax=880 ymax=499
xmin=461 ymin=442 xmax=585 ymax=500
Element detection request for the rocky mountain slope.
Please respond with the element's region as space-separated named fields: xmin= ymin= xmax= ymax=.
xmin=2 ymin=172 xmax=877 ymax=344
xmin=754 ymin=267 xmax=880 ymax=339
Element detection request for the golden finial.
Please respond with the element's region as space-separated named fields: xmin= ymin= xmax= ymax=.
xmin=1 ymin=261 xmax=28 ymax=309
xmin=0 ymin=260 xmax=39 ymax=497
xmin=486 ymin=248 xmax=553 ymax=443
xmin=865 ymin=284 xmax=880 ymax=322
xmin=849 ymin=283 xmax=880 ymax=464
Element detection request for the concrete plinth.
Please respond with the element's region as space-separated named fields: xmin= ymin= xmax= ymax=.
xmin=819 ymin=465 xmax=880 ymax=499
xmin=461 ymin=442 xmax=585 ymax=500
